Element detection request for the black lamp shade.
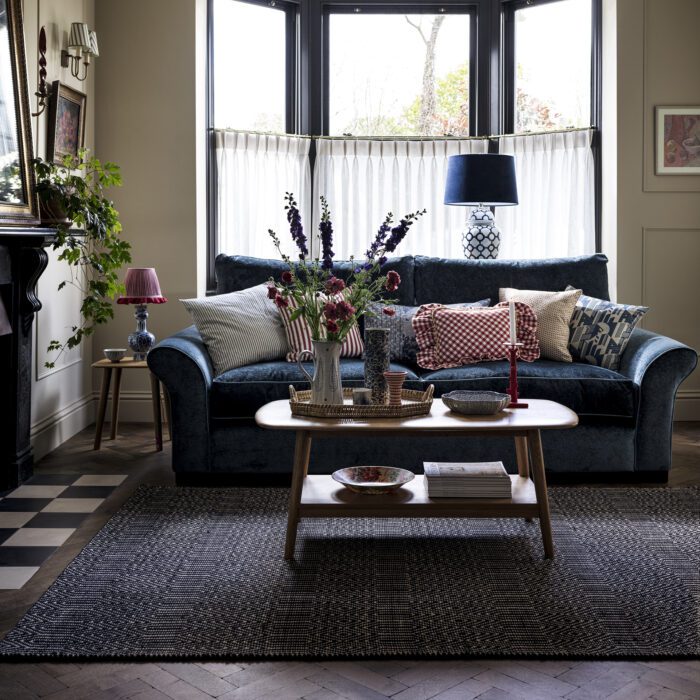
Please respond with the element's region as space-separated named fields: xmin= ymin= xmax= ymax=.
xmin=444 ymin=154 xmax=518 ymax=206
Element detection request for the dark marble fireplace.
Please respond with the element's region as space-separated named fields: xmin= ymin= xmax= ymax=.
xmin=0 ymin=227 xmax=56 ymax=490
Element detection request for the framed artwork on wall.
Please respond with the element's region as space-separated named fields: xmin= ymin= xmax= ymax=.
xmin=656 ymin=107 xmax=700 ymax=175
xmin=47 ymin=81 xmax=86 ymax=165
xmin=0 ymin=0 xmax=39 ymax=225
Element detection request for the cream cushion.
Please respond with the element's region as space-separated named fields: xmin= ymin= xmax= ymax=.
xmin=499 ymin=287 xmax=582 ymax=362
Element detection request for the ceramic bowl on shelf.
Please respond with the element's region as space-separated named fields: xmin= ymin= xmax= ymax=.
xmin=441 ymin=390 xmax=510 ymax=415
xmin=104 ymin=348 xmax=127 ymax=363
xmin=331 ymin=466 xmax=414 ymax=494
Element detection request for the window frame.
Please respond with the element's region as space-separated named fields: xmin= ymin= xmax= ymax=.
xmin=206 ymin=0 xmax=300 ymax=289
xmin=321 ymin=4 xmax=478 ymax=138
xmin=206 ymin=0 xmax=602 ymax=289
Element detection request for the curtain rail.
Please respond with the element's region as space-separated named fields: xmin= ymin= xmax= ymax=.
xmin=209 ymin=126 xmax=595 ymax=140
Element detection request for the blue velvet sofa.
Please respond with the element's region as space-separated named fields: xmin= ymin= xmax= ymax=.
xmin=148 ymin=254 xmax=697 ymax=483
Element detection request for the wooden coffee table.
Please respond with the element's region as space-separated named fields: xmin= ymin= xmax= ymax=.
xmin=255 ymin=398 xmax=578 ymax=560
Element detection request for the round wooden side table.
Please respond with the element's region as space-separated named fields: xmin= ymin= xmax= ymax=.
xmin=92 ymin=357 xmax=171 ymax=451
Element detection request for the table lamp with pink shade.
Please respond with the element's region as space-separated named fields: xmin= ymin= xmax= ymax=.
xmin=117 ymin=268 xmax=167 ymax=360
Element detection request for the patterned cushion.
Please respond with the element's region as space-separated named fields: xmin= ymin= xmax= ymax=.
xmin=412 ymin=302 xmax=540 ymax=370
xmin=278 ymin=290 xmax=364 ymax=362
xmin=566 ymin=286 xmax=648 ymax=370
xmin=499 ymin=287 xmax=582 ymax=362
xmin=364 ymin=299 xmax=490 ymax=365
xmin=181 ymin=284 xmax=289 ymax=375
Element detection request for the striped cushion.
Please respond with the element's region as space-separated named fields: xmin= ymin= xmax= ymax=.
xmin=413 ymin=302 xmax=540 ymax=370
xmin=279 ymin=291 xmax=364 ymax=362
xmin=181 ymin=284 xmax=290 ymax=375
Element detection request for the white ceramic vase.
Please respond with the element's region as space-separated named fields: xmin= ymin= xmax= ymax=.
xmin=297 ymin=339 xmax=344 ymax=405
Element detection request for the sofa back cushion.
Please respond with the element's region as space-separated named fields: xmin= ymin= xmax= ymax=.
xmin=414 ymin=254 xmax=610 ymax=306
xmin=215 ymin=254 xmax=416 ymax=306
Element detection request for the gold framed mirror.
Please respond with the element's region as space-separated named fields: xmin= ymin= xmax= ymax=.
xmin=0 ymin=0 xmax=39 ymax=226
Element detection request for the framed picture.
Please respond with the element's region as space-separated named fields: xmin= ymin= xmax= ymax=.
xmin=656 ymin=107 xmax=700 ymax=175
xmin=47 ymin=81 xmax=86 ymax=165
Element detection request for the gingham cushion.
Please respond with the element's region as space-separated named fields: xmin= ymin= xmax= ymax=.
xmin=278 ymin=290 xmax=364 ymax=362
xmin=412 ymin=302 xmax=540 ymax=370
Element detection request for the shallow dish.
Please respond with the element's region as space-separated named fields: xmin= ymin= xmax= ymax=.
xmin=441 ymin=390 xmax=510 ymax=415
xmin=332 ymin=466 xmax=415 ymax=494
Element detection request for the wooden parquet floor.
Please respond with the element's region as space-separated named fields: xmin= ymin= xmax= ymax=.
xmin=0 ymin=422 xmax=698 ymax=700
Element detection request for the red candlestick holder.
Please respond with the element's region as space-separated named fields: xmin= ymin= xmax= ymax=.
xmin=505 ymin=342 xmax=528 ymax=409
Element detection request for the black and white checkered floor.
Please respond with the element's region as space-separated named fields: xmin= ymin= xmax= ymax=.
xmin=0 ymin=474 xmax=127 ymax=590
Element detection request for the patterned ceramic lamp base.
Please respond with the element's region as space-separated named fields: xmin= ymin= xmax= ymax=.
xmin=128 ymin=304 xmax=156 ymax=361
xmin=462 ymin=206 xmax=501 ymax=259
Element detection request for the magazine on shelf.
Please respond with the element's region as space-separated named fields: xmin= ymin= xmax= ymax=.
xmin=423 ymin=461 xmax=512 ymax=498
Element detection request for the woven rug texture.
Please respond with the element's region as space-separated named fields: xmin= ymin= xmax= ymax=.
xmin=0 ymin=485 xmax=698 ymax=659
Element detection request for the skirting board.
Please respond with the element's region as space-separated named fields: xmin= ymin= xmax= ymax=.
xmin=96 ymin=390 xmax=166 ymax=424
xmin=30 ymin=394 xmax=95 ymax=462
xmin=675 ymin=390 xmax=700 ymax=422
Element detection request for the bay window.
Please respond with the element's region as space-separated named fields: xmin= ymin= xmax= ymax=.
xmin=208 ymin=0 xmax=601 ymax=287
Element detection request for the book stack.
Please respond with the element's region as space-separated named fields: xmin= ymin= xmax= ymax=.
xmin=423 ymin=461 xmax=512 ymax=498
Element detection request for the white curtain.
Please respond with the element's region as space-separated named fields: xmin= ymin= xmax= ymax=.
xmin=496 ymin=129 xmax=596 ymax=259
xmin=312 ymin=138 xmax=489 ymax=259
xmin=215 ymin=131 xmax=311 ymax=259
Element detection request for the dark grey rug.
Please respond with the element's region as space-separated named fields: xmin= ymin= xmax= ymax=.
xmin=1 ymin=485 xmax=698 ymax=659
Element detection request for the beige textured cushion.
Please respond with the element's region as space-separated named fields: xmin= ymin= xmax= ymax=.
xmin=499 ymin=287 xmax=582 ymax=362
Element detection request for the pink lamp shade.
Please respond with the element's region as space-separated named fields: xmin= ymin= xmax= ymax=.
xmin=117 ymin=268 xmax=167 ymax=305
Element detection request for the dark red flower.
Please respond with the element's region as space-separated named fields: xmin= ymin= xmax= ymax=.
xmin=325 ymin=276 xmax=345 ymax=295
xmin=326 ymin=319 xmax=339 ymax=334
xmin=384 ymin=270 xmax=401 ymax=292
xmin=336 ymin=300 xmax=356 ymax=321
xmin=382 ymin=307 xmax=396 ymax=316
xmin=281 ymin=270 xmax=293 ymax=284
xmin=267 ymin=285 xmax=279 ymax=300
xmin=323 ymin=302 xmax=339 ymax=320
xmin=274 ymin=293 xmax=289 ymax=309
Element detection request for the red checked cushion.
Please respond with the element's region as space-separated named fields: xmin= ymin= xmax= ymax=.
xmin=278 ymin=290 xmax=364 ymax=362
xmin=412 ymin=302 xmax=540 ymax=370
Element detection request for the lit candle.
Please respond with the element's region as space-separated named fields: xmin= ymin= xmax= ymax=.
xmin=508 ymin=301 xmax=517 ymax=345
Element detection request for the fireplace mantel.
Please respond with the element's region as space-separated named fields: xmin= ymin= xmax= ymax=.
xmin=0 ymin=227 xmax=57 ymax=490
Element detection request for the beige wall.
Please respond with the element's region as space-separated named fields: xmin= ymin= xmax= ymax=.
xmin=93 ymin=0 xmax=207 ymax=420
xmin=610 ymin=0 xmax=700 ymax=419
xmin=24 ymin=0 xmax=97 ymax=458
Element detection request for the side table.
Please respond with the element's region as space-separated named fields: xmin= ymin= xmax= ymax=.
xmin=92 ymin=358 xmax=171 ymax=451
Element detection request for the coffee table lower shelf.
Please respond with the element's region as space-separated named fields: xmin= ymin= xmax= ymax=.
xmin=300 ymin=474 xmax=539 ymax=518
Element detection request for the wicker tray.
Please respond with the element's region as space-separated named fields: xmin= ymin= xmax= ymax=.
xmin=289 ymin=385 xmax=434 ymax=419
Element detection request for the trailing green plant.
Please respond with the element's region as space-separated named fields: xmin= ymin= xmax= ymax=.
xmin=33 ymin=149 xmax=132 ymax=368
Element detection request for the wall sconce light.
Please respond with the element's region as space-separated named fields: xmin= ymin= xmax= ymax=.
xmin=32 ymin=26 xmax=51 ymax=117
xmin=60 ymin=22 xmax=99 ymax=81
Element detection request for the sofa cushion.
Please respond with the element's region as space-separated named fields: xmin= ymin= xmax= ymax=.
xmin=215 ymin=254 xmax=416 ymax=306
xmin=211 ymin=359 xmax=420 ymax=418
xmin=365 ymin=298 xmax=490 ymax=364
xmin=414 ymin=254 xmax=610 ymax=306
xmin=420 ymin=360 xmax=636 ymax=419
xmin=180 ymin=284 xmax=289 ymax=374
xmin=499 ymin=287 xmax=582 ymax=362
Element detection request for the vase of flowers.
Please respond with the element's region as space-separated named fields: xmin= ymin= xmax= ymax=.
xmin=268 ymin=193 xmax=425 ymax=405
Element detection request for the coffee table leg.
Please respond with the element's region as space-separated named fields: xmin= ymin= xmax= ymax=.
xmin=285 ymin=430 xmax=312 ymax=560
xmin=514 ymin=435 xmax=533 ymax=522
xmin=528 ymin=429 xmax=554 ymax=559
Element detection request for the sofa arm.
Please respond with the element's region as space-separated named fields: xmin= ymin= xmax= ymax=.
xmin=148 ymin=325 xmax=214 ymax=472
xmin=618 ymin=328 xmax=698 ymax=472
